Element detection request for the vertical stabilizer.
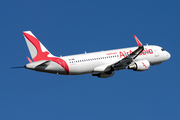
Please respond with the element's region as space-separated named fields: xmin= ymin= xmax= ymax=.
xmin=23 ymin=31 xmax=54 ymax=62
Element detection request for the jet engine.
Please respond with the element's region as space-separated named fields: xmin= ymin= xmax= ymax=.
xmin=128 ymin=60 xmax=150 ymax=71
xmin=92 ymin=71 xmax=114 ymax=78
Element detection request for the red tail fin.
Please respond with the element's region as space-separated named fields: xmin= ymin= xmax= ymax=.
xmin=23 ymin=31 xmax=69 ymax=74
xmin=23 ymin=31 xmax=54 ymax=62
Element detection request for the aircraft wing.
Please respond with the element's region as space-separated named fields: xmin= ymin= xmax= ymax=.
xmin=93 ymin=35 xmax=144 ymax=73
xmin=113 ymin=35 xmax=144 ymax=69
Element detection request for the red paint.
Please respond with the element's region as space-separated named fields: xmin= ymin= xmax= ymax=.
xmin=119 ymin=50 xmax=133 ymax=57
xmin=106 ymin=52 xmax=117 ymax=55
xmin=142 ymin=62 xmax=147 ymax=68
xmin=26 ymin=56 xmax=32 ymax=63
xmin=23 ymin=32 xmax=69 ymax=74
xmin=134 ymin=35 xmax=142 ymax=46
xmin=119 ymin=49 xmax=153 ymax=58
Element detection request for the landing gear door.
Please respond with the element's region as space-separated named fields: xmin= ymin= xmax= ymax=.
xmin=153 ymin=47 xmax=159 ymax=57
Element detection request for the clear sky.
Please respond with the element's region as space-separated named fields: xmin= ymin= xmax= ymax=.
xmin=0 ymin=0 xmax=179 ymax=120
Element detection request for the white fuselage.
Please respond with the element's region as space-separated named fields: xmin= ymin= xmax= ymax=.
xmin=23 ymin=31 xmax=170 ymax=78
xmin=62 ymin=45 xmax=170 ymax=75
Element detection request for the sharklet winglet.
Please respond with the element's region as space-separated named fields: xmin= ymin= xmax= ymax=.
xmin=134 ymin=35 xmax=143 ymax=46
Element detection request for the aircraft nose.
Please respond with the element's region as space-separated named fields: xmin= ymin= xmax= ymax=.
xmin=167 ymin=52 xmax=171 ymax=59
xmin=165 ymin=51 xmax=171 ymax=60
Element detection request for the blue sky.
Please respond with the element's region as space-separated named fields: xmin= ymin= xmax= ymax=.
xmin=0 ymin=0 xmax=179 ymax=120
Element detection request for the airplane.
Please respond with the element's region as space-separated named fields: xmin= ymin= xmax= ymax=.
xmin=23 ymin=31 xmax=170 ymax=78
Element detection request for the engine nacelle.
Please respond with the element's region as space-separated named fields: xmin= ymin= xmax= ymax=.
xmin=92 ymin=71 xmax=114 ymax=78
xmin=128 ymin=60 xmax=150 ymax=71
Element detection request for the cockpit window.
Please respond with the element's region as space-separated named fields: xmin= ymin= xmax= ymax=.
xmin=161 ymin=48 xmax=166 ymax=51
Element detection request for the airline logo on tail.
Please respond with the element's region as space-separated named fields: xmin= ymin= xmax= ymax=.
xmin=23 ymin=31 xmax=69 ymax=74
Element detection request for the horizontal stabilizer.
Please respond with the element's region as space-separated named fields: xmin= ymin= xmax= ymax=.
xmin=26 ymin=57 xmax=32 ymax=63
xmin=25 ymin=60 xmax=51 ymax=69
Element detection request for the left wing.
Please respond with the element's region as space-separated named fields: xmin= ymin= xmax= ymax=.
xmin=93 ymin=35 xmax=144 ymax=72
xmin=113 ymin=35 xmax=144 ymax=69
